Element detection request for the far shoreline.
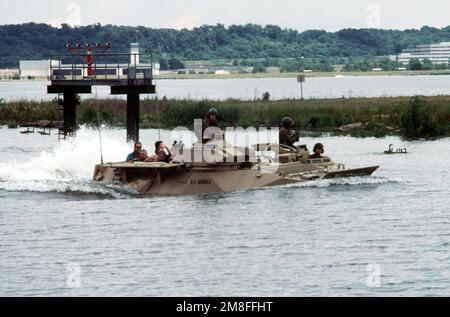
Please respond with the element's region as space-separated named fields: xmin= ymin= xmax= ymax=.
xmin=2 ymin=69 xmax=450 ymax=82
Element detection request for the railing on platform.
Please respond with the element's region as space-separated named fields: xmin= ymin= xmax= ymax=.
xmin=49 ymin=53 xmax=153 ymax=83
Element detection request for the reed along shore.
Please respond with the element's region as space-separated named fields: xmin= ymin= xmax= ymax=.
xmin=1 ymin=96 xmax=449 ymax=139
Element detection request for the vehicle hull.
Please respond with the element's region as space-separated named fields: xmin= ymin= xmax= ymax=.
xmin=93 ymin=160 xmax=379 ymax=196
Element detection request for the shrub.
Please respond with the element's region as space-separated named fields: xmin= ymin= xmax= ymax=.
xmin=399 ymin=96 xmax=443 ymax=139
xmin=252 ymin=63 xmax=267 ymax=73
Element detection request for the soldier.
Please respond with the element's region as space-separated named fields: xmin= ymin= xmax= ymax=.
xmin=126 ymin=142 xmax=142 ymax=162
xmin=139 ymin=149 xmax=155 ymax=162
xmin=196 ymin=108 xmax=224 ymax=143
xmin=310 ymin=143 xmax=324 ymax=158
xmin=154 ymin=141 xmax=173 ymax=163
xmin=279 ymin=117 xmax=299 ymax=148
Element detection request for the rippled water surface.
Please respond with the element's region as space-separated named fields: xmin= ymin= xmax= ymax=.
xmin=2 ymin=75 xmax=450 ymax=101
xmin=0 ymin=127 xmax=449 ymax=296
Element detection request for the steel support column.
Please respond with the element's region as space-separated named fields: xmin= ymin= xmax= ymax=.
xmin=63 ymin=92 xmax=79 ymax=136
xmin=127 ymin=93 xmax=140 ymax=143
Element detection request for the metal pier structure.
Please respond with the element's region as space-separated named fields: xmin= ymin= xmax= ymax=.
xmin=47 ymin=43 xmax=156 ymax=142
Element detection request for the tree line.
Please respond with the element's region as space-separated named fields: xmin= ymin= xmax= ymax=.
xmin=1 ymin=23 xmax=450 ymax=69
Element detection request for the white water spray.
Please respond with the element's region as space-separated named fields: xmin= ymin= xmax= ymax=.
xmin=0 ymin=127 xmax=130 ymax=196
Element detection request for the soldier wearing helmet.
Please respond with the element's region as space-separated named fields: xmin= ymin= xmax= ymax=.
xmin=310 ymin=143 xmax=324 ymax=158
xmin=197 ymin=108 xmax=223 ymax=143
xmin=279 ymin=117 xmax=299 ymax=148
xmin=206 ymin=108 xmax=219 ymax=123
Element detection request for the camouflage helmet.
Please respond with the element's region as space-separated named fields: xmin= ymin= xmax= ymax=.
xmin=281 ymin=117 xmax=295 ymax=128
xmin=207 ymin=108 xmax=219 ymax=117
xmin=313 ymin=143 xmax=324 ymax=153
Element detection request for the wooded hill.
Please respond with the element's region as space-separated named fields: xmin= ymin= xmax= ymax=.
xmin=1 ymin=23 xmax=450 ymax=68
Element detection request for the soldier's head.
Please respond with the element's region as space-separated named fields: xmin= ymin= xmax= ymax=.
xmin=155 ymin=141 xmax=163 ymax=153
xmin=313 ymin=143 xmax=324 ymax=155
xmin=134 ymin=142 xmax=142 ymax=152
xmin=281 ymin=117 xmax=295 ymax=129
xmin=207 ymin=108 xmax=219 ymax=122
xmin=140 ymin=149 xmax=149 ymax=160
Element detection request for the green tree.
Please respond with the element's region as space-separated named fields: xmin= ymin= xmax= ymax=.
xmin=408 ymin=58 xmax=423 ymax=70
xmin=378 ymin=58 xmax=399 ymax=71
xmin=314 ymin=59 xmax=334 ymax=72
xmin=4 ymin=23 xmax=450 ymax=68
xmin=434 ymin=63 xmax=449 ymax=70
xmin=252 ymin=63 xmax=267 ymax=73
xmin=343 ymin=58 xmax=373 ymax=72
xmin=400 ymin=96 xmax=441 ymax=139
xmin=422 ymin=58 xmax=434 ymax=70
xmin=280 ymin=59 xmax=300 ymax=72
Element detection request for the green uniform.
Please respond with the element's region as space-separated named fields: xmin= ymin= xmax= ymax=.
xmin=279 ymin=127 xmax=299 ymax=147
xmin=195 ymin=119 xmax=223 ymax=143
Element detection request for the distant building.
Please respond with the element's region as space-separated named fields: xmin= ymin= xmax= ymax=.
xmin=153 ymin=63 xmax=160 ymax=76
xmin=393 ymin=42 xmax=450 ymax=65
xmin=20 ymin=60 xmax=51 ymax=78
xmin=0 ymin=68 xmax=19 ymax=78
xmin=215 ymin=70 xmax=231 ymax=75
xmin=130 ymin=43 xmax=140 ymax=65
xmin=48 ymin=43 xmax=160 ymax=78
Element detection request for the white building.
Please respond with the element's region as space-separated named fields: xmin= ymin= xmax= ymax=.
xmin=152 ymin=63 xmax=160 ymax=76
xmin=20 ymin=60 xmax=51 ymax=78
xmin=215 ymin=70 xmax=231 ymax=75
xmin=393 ymin=42 xmax=450 ymax=65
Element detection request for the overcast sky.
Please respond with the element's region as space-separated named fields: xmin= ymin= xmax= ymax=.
xmin=1 ymin=0 xmax=449 ymax=31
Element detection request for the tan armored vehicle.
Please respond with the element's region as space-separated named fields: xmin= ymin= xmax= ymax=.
xmin=93 ymin=141 xmax=379 ymax=196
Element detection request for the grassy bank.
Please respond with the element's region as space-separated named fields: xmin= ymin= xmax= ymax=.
xmin=1 ymin=96 xmax=449 ymax=139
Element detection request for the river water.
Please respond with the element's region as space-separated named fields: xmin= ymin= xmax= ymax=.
xmin=0 ymin=127 xmax=449 ymax=296
xmin=1 ymin=75 xmax=450 ymax=101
